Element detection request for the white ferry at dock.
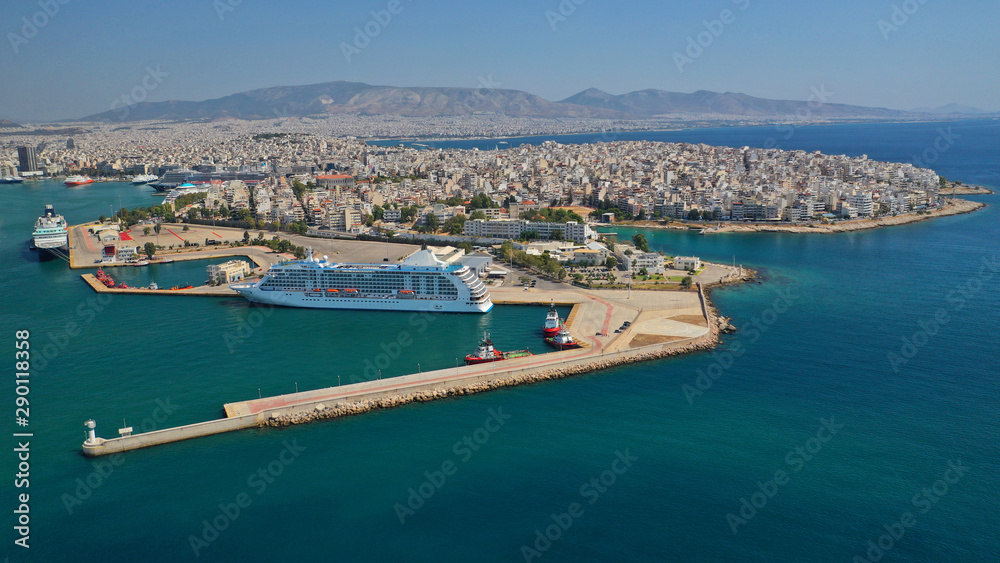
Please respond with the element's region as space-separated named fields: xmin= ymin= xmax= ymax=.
xmin=230 ymin=248 xmax=493 ymax=313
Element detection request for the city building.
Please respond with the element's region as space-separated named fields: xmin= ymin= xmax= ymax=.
xmin=208 ymin=260 xmax=251 ymax=284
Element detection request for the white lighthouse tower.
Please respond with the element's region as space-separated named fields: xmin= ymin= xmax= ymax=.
xmin=84 ymin=420 xmax=98 ymax=445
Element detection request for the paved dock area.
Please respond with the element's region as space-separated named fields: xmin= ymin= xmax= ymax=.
xmin=69 ymin=222 xmax=418 ymax=269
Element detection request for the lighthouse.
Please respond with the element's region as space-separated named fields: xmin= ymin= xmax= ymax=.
xmin=84 ymin=420 xmax=97 ymax=445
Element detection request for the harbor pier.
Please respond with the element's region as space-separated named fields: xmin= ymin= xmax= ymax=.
xmin=81 ymin=284 xmax=719 ymax=456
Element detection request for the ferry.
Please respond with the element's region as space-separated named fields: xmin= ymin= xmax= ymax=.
xmin=542 ymin=302 xmax=561 ymax=337
xmin=464 ymin=332 xmax=532 ymax=365
xmin=131 ymin=174 xmax=159 ymax=185
xmin=31 ymin=204 xmax=69 ymax=258
xmin=230 ymin=248 xmax=493 ymax=313
xmin=65 ymin=175 xmax=94 ymax=186
xmin=0 ymin=176 xmax=24 ymax=184
xmin=545 ymin=326 xmax=584 ymax=350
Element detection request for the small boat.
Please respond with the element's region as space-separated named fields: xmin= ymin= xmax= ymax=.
xmin=545 ymin=326 xmax=584 ymax=350
xmin=65 ymin=175 xmax=94 ymax=186
xmin=465 ymin=332 xmax=532 ymax=365
xmin=148 ymin=282 xmax=159 ymax=290
xmin=0 ymin=176 xmax=25 ymax=184
xmin=542 ymin=301 xmax=561 ymax=337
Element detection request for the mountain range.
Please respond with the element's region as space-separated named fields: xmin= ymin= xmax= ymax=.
xmin=75 ymin=81 xmax=993 ymax=122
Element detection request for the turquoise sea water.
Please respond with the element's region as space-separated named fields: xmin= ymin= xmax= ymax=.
xmin=2 ymin=122 xmax=998 ymax=562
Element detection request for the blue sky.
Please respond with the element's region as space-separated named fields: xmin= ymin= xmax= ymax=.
xmin=1 ymin=0 xmax=998 ymax=121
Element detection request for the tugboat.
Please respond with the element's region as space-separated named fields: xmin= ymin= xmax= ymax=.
xmin=95 ymin=268 xmax=115 ymax=288
xmin=542 ymin=301 xmax=562 ymax=337
xmin=545 ymin=326 xmax=584 ymax=350
xmin=464 ymin=332 xmax=532 ymax=365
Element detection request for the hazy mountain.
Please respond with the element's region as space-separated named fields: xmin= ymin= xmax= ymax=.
xmin=560 ymin=88 xmax=912 ymax=119
xmin=75 ymin=80 xmax=933 ymax=123
xmin=910 ymin=103 xmax=990 ymax=115
xmin=78 ymin=81 xmax=625 ymax=122
xmin=0 ymin=119 xmax=23 ymax=128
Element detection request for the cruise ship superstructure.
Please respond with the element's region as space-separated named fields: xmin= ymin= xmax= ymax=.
xmin=32 ymin=204 xmax=69 ymax=257
xmin=230 ymin=249 xmax=493 ymax=313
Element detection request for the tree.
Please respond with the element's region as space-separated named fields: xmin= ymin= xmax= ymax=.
xmin=632 ymin=233 xmax=650 ymax=253
xmin=372 ymin=204 xmax=384 ymax=221
xmin=444 ymin=213 xmax=467 ymax=234
xmin=243 ymin=231 xmax=251 ymax=244
xmin=687 ymin=209 xmax=702 ymax=221
xmin=557 ymin=268 xmax=567 ymax=281
xmin=469 ymin=209 xmax=487 ymax=221
xmin=457 ymin=241 xmax=474 ymax=254
xmin=605 ymin=256 xmax=617 ymax=270
xmin=639 ymin=267 xmax=648 ymax=276
xmin=154 ymin=223 xmax=161 ymax=235
xmin=423 ymin=212 xmax=440 ymax=233
xmin=143 ymin=242 xmax=156 ymax=259
xmin=551 ymin=229 xmax=563 ymax=241
xmin=143 ymin=227 xmax=151 ymax=236
xmin=499 ymin=240 xmax=514 ymax=262
xmin=183 ymin=225 xmax=190 ymax=232
xmin=680 ymin=276 xmax=693 ymax=290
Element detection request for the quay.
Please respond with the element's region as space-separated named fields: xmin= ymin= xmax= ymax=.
xmin=81 ymin=283 xmax=724 ymax=456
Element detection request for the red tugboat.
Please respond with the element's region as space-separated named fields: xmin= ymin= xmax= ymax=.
xmin=95 ymin=268 xmax=115 ymax=288
xmin=542 ymin=301 xmax=562 ymax=337
xmin=464 ymin=332 xmax=533 ymax=365
xmin=545 ymin=326 xmax=584 ymax=350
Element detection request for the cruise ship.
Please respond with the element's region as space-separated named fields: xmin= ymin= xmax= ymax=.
xmin=32 ymin=204 xmax=69 ymax=258
xmin=230 ymin=249 xmax=493 ymax=313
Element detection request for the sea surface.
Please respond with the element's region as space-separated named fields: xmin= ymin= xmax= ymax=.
xmin=2 ymin=121 xmax=998 ymax=562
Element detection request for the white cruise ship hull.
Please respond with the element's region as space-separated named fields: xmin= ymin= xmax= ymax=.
xmin=230 ymin=286 xmax=493 ymax=313
xmin=229 ymin=248 xmax=494 ymax=314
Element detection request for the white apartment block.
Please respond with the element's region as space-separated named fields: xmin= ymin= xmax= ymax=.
xmin=463 ymin=219 xmax=593 ymax=243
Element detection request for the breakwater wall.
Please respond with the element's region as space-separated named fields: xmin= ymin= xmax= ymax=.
xmin=82 ymin=288 xmax=719 ymax=456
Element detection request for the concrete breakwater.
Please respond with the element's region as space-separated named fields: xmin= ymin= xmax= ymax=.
xmin=263 ymin=331 xmax=718 ymax=428
xmin=81 ymin=283 xmax=721 ymax=456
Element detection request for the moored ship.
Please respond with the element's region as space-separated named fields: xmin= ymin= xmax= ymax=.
xmin=230 ymin=248 xmax=493 ymax=313
xmin=65 ymin=175 xmax=94 ymax=186
xmin=542 ymin=302 xmax=562 ymax=337
xmin=131 ymin=174 xmax=158 ymax=184
xmin=545 ymin=326 xmax=584 ymax=350
xmin=32 ymin=204 xmax=69 ymax=259
xmin=464 ymin=332 xmax=532 ymax=365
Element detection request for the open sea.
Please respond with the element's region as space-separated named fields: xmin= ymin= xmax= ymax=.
xmin=2 ymin=120 xmax=998 ymax=562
